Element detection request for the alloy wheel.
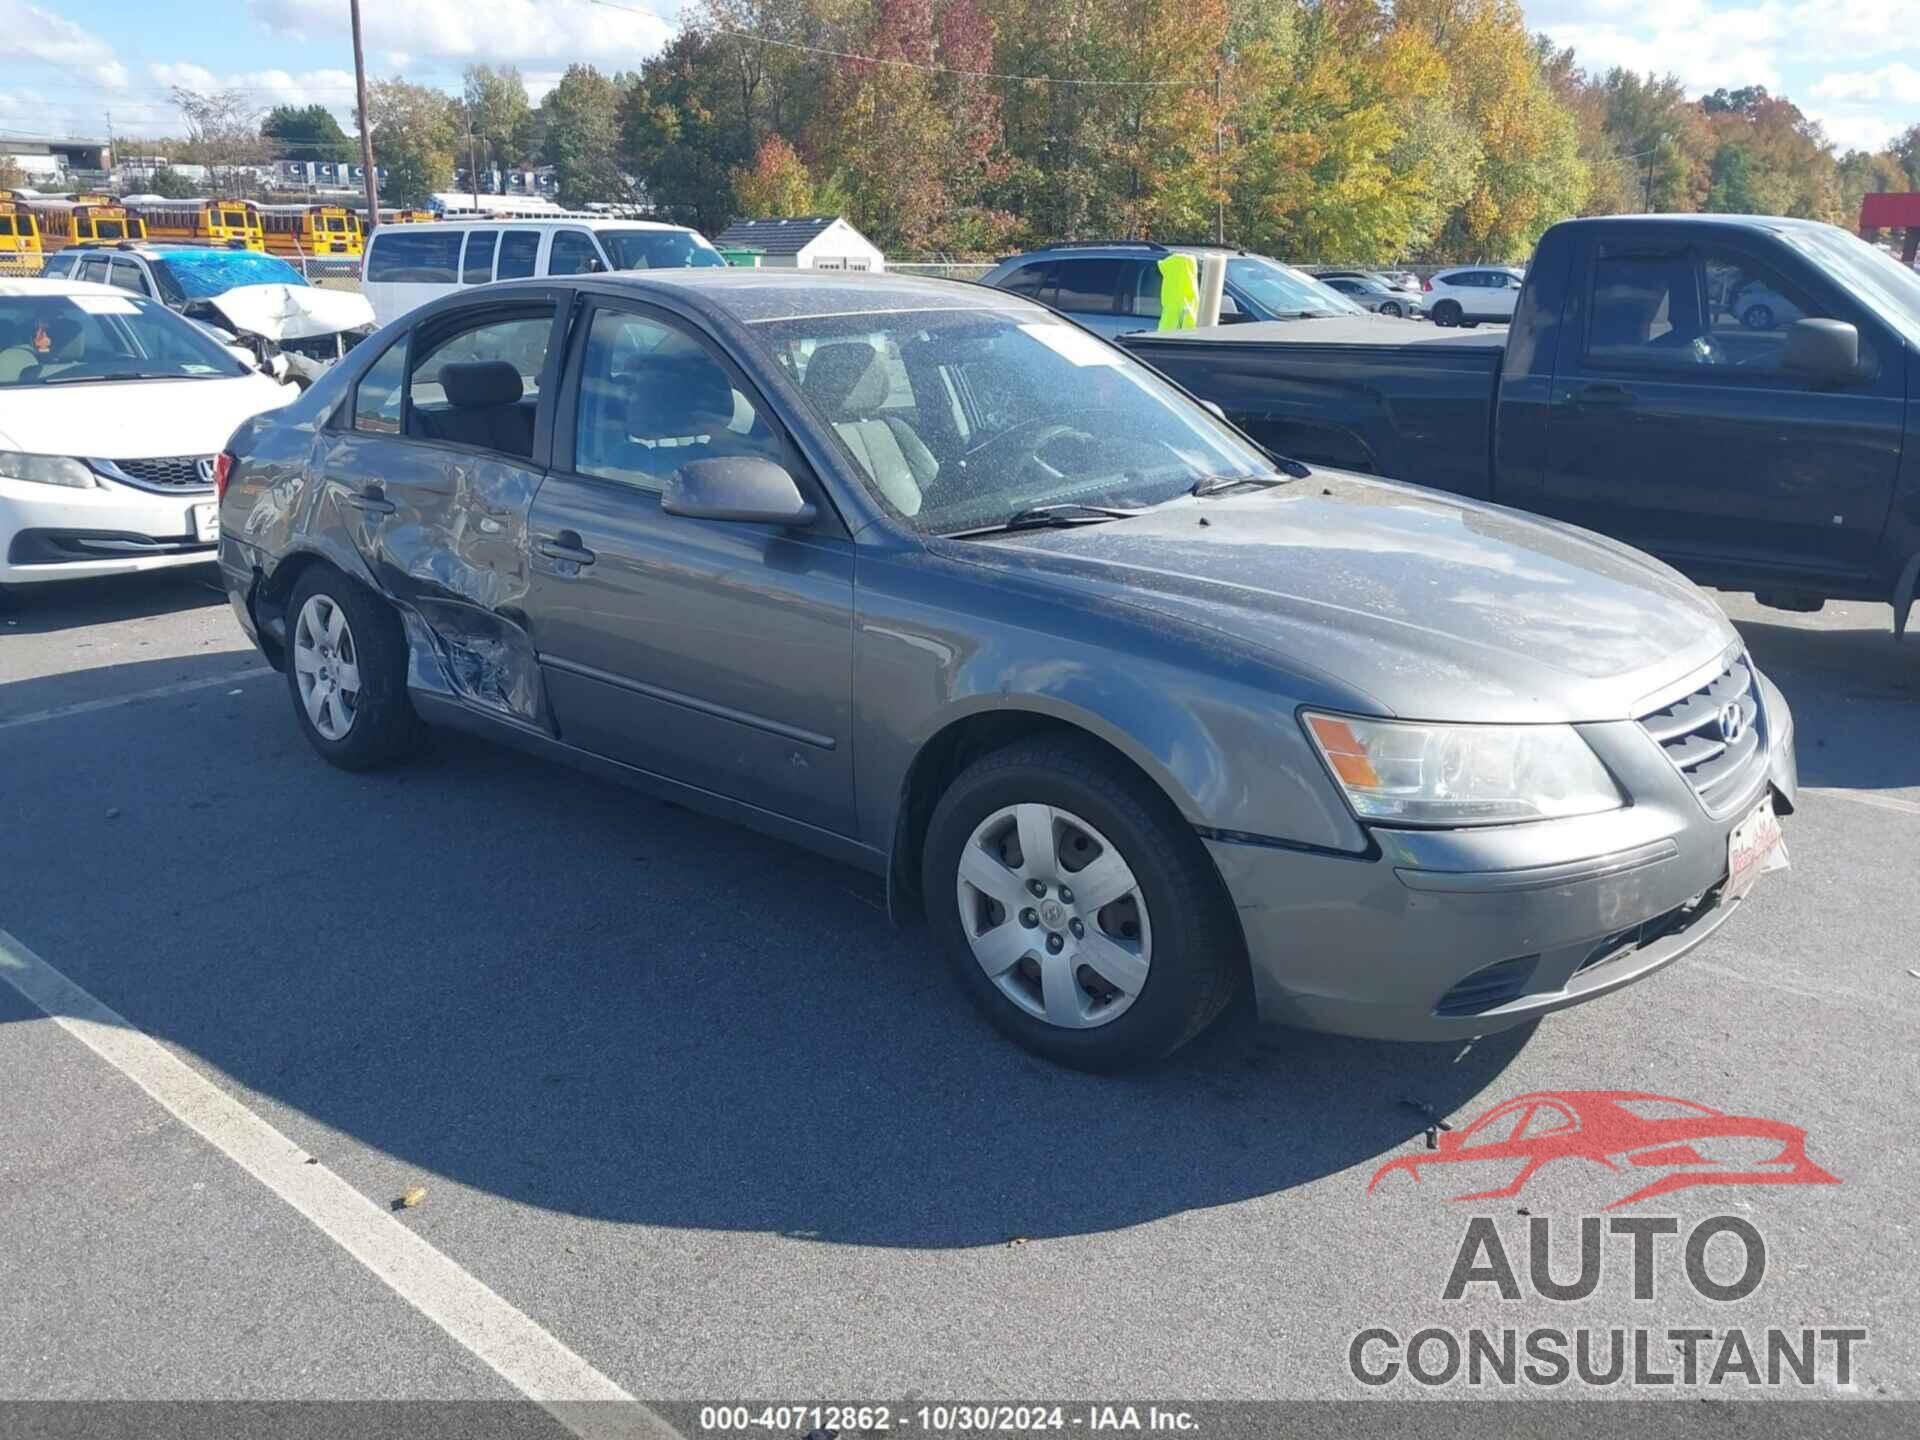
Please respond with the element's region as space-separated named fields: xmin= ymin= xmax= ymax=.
xmin=954 ymin=803 xmax=1153 ymax=1029
xmin=293 ymin=593 xmax=361 ymax=741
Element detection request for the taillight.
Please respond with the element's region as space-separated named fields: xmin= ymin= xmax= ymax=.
xmin=213 ymin=451 xmax=235 ymax=502
xmin=1421 ymin=275 xmax=1432 ymax=291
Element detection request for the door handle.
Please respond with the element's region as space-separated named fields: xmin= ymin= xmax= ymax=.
xmin=346 ymin=484 xmax=396 ymax=514
xmin=536 ymin=530 xmax=596 ymax=567
xmin=1569 ymin=383 xmax=1634 ymax=410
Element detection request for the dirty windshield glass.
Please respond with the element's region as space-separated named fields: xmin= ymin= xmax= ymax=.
xmin=0 ymin=293 xmax=249 ymax=387
xmin=1227 ymin=257 xmax=1362 ymax=317
xmin=601 ymin=230 xmax=727 ymax=270
xmin=751 ymin=308 xmax=1273 ymax=532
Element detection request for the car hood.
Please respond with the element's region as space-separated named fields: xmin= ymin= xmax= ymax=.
xmin=0 ymin=372 xmax=295 ymax=460
xmin=954 ymin=472 xmax=1738 ymax=723
xmin=202 ymin=283 xmax=375 ymax=341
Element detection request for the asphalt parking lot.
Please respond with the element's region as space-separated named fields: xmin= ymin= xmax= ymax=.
xmin=1 ymin=566 xmax=1916 ymax=1426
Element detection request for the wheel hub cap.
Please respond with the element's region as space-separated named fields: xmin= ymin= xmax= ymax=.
xmin=955 ymin=802 xmax=1153 ymax=1031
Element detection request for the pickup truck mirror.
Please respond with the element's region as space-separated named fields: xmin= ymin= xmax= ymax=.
xmin=663 ymin=457 xmax=818 ymax=527
xmin=1781 ymin=318 xmax=1859 ymax=384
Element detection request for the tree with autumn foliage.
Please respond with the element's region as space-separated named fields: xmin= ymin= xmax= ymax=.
xmin=733 ymin=134 xmax=817 ymax=216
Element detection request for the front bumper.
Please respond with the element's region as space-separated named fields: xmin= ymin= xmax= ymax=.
xmin=1210 ymin=670 xmax=1798 ymax=1042
xmin=1 ymin=473 xmax=216 ymax=584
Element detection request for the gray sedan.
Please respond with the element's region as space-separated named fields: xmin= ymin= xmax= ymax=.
xmin=1318 ymin=273 xmax=1425 ymax=317
xmin=215 ymin=270 xmax=1796 ymax=1070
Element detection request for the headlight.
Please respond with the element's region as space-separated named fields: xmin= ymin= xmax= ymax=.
xmin=1303 ymin=712 xmax=1624 ymax=825
xmin=0 ymin=451 xmax=94 ymax=489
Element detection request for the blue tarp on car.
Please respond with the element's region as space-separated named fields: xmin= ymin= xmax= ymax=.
xmin=155 ymin=251 xmax=310 ymax=299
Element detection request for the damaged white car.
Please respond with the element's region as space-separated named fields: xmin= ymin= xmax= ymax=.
xmin=38 ymin=244 xmax=375 ymax=388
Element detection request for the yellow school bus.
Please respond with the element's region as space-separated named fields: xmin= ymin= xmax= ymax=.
xmin=129 ymin=198 xmax=266 ymax=251
xmin=0 ymin=199 xmax=43 ymax=272
xmin=378 ymin=208 xmax=438 ymax=225
xmin=25 ymin=198 xmax=147 ymax=253
xmin=261 ymin=203 xmax=362 ymax=258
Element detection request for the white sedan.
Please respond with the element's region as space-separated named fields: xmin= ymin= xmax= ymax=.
xmin=0 ymin=278 xmax=294 ymax=595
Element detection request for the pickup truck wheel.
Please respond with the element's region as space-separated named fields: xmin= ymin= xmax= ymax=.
xmin=1431 ymin=300 xmax=1462 ymax=327
xmin=284 ymin=567 xmax=424 ymax=771
xmin=923 ymin=737 xmax=1243 ymax=1072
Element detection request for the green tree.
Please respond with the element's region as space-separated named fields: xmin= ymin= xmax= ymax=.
xmin=538 ymin=64 xmax=633 ymax=207
xmin=462 ymin=65 xmax=531 ymax=189
xmin=363 ymin=78 xmax=460 ymax=207
xmin=262 ymin=104 xmax=352 ymax=163
xmin=1705 ymin=143 xmax=1761 ymax=212
xmin=142 ymin=166 xmax=200 ymax=198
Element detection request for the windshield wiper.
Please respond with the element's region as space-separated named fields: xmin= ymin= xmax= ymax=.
xmin=943 ymin=501 xmax=1144 ymax=539
xmin=39 ymin=371 xmax=195 ymax=385
xmin=1190 ymin=472 xmax=1296 ymax=497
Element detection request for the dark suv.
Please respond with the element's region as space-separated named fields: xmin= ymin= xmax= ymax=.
xmin=978 ymin=243 xmax=1360 ymax=338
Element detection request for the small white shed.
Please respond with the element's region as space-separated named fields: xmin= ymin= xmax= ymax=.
xmin=713 ymin=216 xmax=885 ymax=272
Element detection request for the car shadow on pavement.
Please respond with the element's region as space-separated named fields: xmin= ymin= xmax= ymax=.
xmin=0 ymin=565 xmax=228 ymax=634
xmin=1730 ymin=610 xmax=1920 ymax=792
xmin=0 ymin=667 xmax=1530 ymax=1250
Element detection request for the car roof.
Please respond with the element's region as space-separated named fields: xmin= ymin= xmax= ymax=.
xmin=463 ymin=269 xmax=1041 ymax=326
xmin=369 ymin=217 xmax=701 ymax=235
xmin=0 ymin=276 xmax=129 ymax=297
xmin=1003 ymin=242 xmax=1249 ymax=262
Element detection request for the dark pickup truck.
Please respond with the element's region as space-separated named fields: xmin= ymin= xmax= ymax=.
xmin=1125 ymin=214 xmax=1920 ymax=634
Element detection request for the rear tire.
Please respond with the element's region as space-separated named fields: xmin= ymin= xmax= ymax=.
xmin=922 ymin=736 xmax=1243 ymax=1072
xmin=1432 ymin=300 xmax=1462 ymax=327
xmin=1742 ymin=303 xmax=1774 ymax=330
xmin=283 ymin=567 xmax=424 ymax=771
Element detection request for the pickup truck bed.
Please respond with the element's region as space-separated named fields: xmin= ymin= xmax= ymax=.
xmin=1130 ymin=318 xmax=1507 ymax=502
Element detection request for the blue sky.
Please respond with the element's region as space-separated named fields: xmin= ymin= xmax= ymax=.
xmin=0 ymin=0 xmax=1913 ymax=155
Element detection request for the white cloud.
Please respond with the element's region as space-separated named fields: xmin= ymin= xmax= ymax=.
xmin=1810 ymin=61 xmax=1920 ymax=104
xmin=1803 ymin=107 xmax=1903 ymax=150
xmin=0 ymin=0 xmax=129 ymax=88
xmin=247 ymin=0 xmax=674 ymax=69
xmin=1542 ymin=16 xmax=1784 ymax=96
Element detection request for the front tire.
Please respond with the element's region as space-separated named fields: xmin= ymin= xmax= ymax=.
xmin=922 ymin=737 xmax=1243 ymax=1071
xmin=284 ymin=567 xmax=423 ymax=771
xmin=1378 ymin=300 xmax=1402 ymax=318
xmin=1742 ymin=303 xmax=1774 ymax=330
xmin=1431 ymin=300 xmax=1461 ymax=327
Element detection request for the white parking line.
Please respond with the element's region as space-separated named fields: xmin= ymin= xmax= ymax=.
xmin=0 ymin=927 xmax=677 ymax=1440
xmin=1802 ymin=786 xmax=1920 ymax=818
xmin=0 ymin=667 xmax=275 ymax=733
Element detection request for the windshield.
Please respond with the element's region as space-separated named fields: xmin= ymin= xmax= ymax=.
xmin=751 ymin=306 xmax=1276 ymax=534
xmin=1228 ymin=257 xmax=1363 ymax=318
xmin=602 ymin=229 xmax=727 ymax=271
xmin=152 ymin=250 xmax=308 ymax=302
xmin=1775 ymin=223 xmax=1920 ymax=349
xmin=0 ymin=292 xmax=249 ymax=387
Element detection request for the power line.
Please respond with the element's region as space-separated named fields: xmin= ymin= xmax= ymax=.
xmin=586 ymin=0 xmax=1202 ymax=88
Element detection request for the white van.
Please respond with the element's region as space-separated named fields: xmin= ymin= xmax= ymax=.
xmin=361 ymin=217 xmax=727 ymax=326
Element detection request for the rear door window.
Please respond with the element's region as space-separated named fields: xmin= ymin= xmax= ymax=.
xmin=547 ymin=231 xmax=604 ymax=277
xmin=1126 ymin=262 xmax=1161 ymax=319
xmin=1050 ymin=259 xmax=1125 ymax=315
xmin=496 ymin=229 xmax=540 ymax=280
xmin=404 ymin=309 xmax=555 ymax=460
xmin=352 ymin=340 xmax=407 ymax=435
xmin=367 ymin=229 xmax=462 ymax=283
xmin=461 ymin=230 xmax=499 ymax=285
xmin=1000 ymin=262 xmax=1052 ymax=300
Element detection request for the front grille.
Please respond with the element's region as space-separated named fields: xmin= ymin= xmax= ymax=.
xmin=1435 ymin=955 xmax=1539 ymax=1017
xmin=98 ymin=455 xmax=214 ymax=492
xmin=1636 ymin=654 xmax=1766 ymax=815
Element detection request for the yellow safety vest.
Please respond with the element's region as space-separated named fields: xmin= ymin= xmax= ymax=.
xmin=1156 ymin=253 xmax=1199 ymax=330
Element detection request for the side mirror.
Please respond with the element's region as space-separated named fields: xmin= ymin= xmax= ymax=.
xmin=1781 ymin=318 xmax=1858 ymax=383
xmin=663 ymin=457 xmax=817 ymax=526
xmin=1200 ymin=399 xmax=1227 ymax=421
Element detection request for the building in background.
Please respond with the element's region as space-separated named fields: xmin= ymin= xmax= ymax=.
xmin=713 ymin=216 xmax=884 ymax=272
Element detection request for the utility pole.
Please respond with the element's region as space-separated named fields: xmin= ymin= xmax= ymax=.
xmin=1214 ymin=66 xmax=1225 ymax=245
xmin=468 ymin=126 xmax=480 ymax=212
xmin=350 ymin=0 xmax=380 ymax=232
